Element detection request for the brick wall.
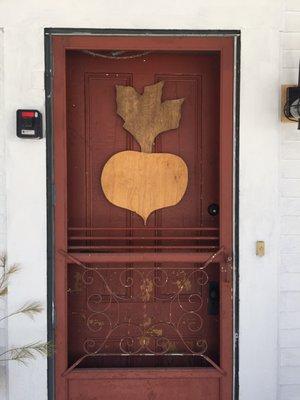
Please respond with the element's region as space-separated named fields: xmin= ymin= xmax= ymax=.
xmin=280 ymin=1 xmax=300 ymax=399
xmin=0 ymin=27 xmax=7 ymax=400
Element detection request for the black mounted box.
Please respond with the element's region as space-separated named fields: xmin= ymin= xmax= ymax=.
xmin=16 ymin=109 xmax=43 ymax=139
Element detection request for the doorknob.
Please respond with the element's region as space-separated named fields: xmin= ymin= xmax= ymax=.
xmin=208 ymin=203 xmax=219 ymax=216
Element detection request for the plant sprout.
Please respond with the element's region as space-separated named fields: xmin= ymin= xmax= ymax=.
xmin=0 ymin=254 xmax=53 ymax=364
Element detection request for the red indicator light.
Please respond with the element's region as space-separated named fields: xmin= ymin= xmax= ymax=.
xmin=21 ymin=111 xmax=35 ymax=118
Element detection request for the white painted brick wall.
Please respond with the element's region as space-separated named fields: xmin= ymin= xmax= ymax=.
xmin=280 ymin=2 xmax=300 ymax=398
xmin=280 ymin=329 xmax=300 ymax=347
xmin=0 ymin=28 xmax=7 ymax=400
xmin=286 ymin=0 xmax=300 ymax=11
xmin=280 ymin=386 xmax=300 ymax=400
xmin=281 ymin=348 xmax=300 ymax=365
xmin=280 ymin=291 xmax=300 ymax=311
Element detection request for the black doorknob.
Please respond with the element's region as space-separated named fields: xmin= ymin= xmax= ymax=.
xmin=208 ymin=203 xmax=219 ymax=216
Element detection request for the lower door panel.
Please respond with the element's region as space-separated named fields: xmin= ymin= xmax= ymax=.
xmin=67 ymin=372 xmax=220 ymax=400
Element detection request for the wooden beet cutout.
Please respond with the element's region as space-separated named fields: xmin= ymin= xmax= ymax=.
xmin=101 ymin=81 xmax=188 ymax=224
xmin=101 ymin=151 xmax=188 ymax=224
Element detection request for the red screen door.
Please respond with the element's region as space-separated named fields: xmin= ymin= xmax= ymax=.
xmin=52 ymin=35 xmax=234 ymax=400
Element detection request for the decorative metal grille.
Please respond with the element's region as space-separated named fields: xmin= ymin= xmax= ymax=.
xmin=63 ymin=248 xmax=228 ymax=374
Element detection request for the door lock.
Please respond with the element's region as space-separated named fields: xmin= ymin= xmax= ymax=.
xmin=208 ymin=281 xmax=219 ymax=315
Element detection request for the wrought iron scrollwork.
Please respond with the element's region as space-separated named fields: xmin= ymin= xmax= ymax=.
xmin=61 ymin=248 xmax=226 ymax=373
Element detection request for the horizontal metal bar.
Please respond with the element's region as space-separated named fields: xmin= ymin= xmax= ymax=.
xmin=68 ymin=227 xmax=219 ymax=231
xmin=62 ymin=251 xmax=224 ymax=263
xmin=67 ymin=353 xmax=206 ymax=357
xmin=67 ymin=266 xmax=210 ymax=271
xmin=68 ymin=245 xmax=218 ymax=250
xmin=68 ymin=236 xmax=219 ymax=241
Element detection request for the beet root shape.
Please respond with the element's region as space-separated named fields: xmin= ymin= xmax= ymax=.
xmin=100 ymin=81 xmax=188 ymax=224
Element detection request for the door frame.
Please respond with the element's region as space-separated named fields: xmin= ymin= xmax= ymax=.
xmin=44 ymin=28 xmax=240 ymax=400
